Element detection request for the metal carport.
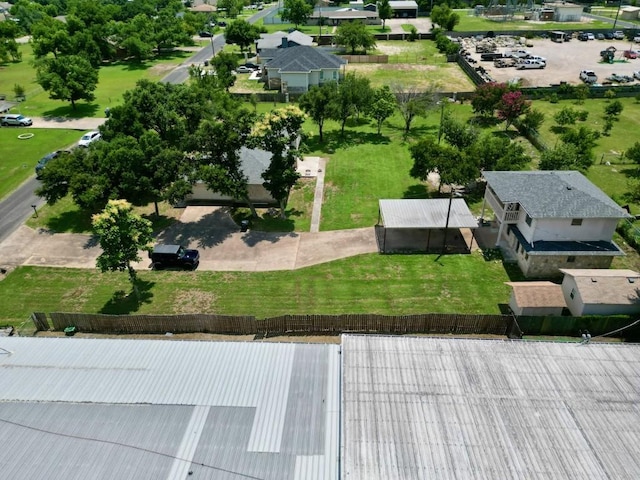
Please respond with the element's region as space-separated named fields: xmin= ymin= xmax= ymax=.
xmin=377 ymin=199 xmax=479 ymax=253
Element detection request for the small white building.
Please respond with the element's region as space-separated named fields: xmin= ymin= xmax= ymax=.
xmin=560 ymin=268 xmax=640 ymax=316
xmin=620 ymin=6 xmax=640 ymax=21
xmin=548 ymin=2 xmax=583 ymax=22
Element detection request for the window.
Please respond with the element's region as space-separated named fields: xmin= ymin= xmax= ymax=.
xmin=571 ymin=218 xmax=583 ymax=226
xmin=570 ymin=288 xmax=575 ymax=299
xmin=525 ymin=253 xmax=529 ymax=261
xmin=332 ymin=71 xmax=337 ymax=80
xmin=525 ymin=214 xmax=532 ymax=227
xmin=567 ymin=256 xmax=576 ymax=263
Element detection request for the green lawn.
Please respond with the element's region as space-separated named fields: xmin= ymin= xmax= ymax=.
xmin=0 ymin=44 xmax=193 ymax=119
xmin=591 ymin=7 xmax=640 ymax=26
xmin=253 ymin=18 xmax=332 ymax=34
xmin=0 ymin=252 xmax=512 ymax=326
xmin=0 ymin=128 xmax=86 ymax=201
xmin=455 ymin=11 xmax=613 ymax=32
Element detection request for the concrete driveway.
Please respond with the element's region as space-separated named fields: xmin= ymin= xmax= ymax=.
xmin=0 ymin=207 xmax=378 ymax=272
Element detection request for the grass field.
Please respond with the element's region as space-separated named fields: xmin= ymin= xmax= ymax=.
xmin=0 ymin=128 xmax=85 ymax=201
xmin=0 ymin=252 xmax=513 ymax=326
xmin=590 ymin=7 xmax=640 ymax=26
xmin=455 ymin=11 xmax=613 ymax=32
xmin=0 ymin=45 xmax=193 ymax=119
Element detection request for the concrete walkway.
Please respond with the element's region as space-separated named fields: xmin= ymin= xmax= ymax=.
xmin=29 ymin=117 xmax=107 ymax=130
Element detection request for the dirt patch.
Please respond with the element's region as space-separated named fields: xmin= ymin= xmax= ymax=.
xmin=173 ymin=290 xmax=216 ymax=313
xmin=148 ymin=63 xmax=179 ymax=76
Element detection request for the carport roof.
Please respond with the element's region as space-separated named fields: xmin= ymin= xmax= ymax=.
xmin=379 ymin=199 xmax=478 ymax=229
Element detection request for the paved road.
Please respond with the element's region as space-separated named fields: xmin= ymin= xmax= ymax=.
xmin=161 ymin=6 xmax=278 ymax=84
xmin=0 ymin=177 xmax=42 ymax=245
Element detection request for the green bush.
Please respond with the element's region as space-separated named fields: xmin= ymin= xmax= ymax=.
xmin=618 ymin=220 xmax=640 ymax=253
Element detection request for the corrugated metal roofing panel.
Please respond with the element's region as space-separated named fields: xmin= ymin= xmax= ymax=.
xmin=379 ymin=199 xmax=478 ymax=229
xmin=342 ymin=335 xmax=640 ymax=480
xmin=0 ymin=338 xmax=340 ymax=480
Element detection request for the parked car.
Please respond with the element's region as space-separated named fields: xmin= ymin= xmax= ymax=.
xmin=634 ymin=71 xmax=640 ymax=80
xmin=235 ymin=65 xmax=253 ymax=73
xmin=613 ymin=31 xmax=625 ymax=40
xmin=623 ymin=50 xmax=638 ymax=59
xmin=596 ymin=33 xmax=605 ymax=40
xmin=78 ymin=130 xmax=101 ymax=147
xmin=580 ymin=69 xmax=598 ymax=83
xmin=218 ymin=21 xmax=227 ymax=27
xmin=35 ymin=151 xmax=63 ymax=178
xmin=604 ymin=32 xmax=615 ymax=40
xmin=149 ymin=244 xmax=200 ymax=270
xmin=199 ymin=31 xmax=213 ymax=37
xmin=586 ymin=33 xmax=595 ymax=40
xmin=635 ymin=35 xmax=640 ymax=43
xmin=1 ymin=113 xmax=32 ymax=126
xmin=577 ymin=33 xmax=589 ymax=41
xmin=516 ymin=59 xmax=545 ymax=70
xmin=243 ymin=62 xmax=260 ymax=70
xmin=606 ymin=73 xmax=631 ymax=83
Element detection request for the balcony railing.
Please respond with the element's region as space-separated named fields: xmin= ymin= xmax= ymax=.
xmin=484 ymin=190 xmax=520 ymax=223
xmin=504 ymin=210 xmax=520 ymax=223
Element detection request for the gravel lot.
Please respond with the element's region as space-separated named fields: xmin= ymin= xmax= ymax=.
xmin=462 ymin=36 xmax=640 ymax=87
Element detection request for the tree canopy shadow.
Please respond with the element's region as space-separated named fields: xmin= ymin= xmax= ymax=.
xmin=155 ymin=207 xmax=237 ymax=249
xmin=469 ymin=115 xmax=502 ymax=128
xmin=233 ymin=207 xmax=303 ymax=233
xmin=305 ymin=129 xmax=390 ymax=154
xmin=240 ymin=229 xmax=299 ymax=247
xmin=402 ymin=184 xmax=430 ymax=199
xmin=45 ymin=208 xmax=94 ymax=233
xmin=550 ymin=125 xmax=568 ymax=135
xmin=99 ymin=279 xmax=155 ymax=314
xmin=42 ymin=103 xmax=101 ymax=119
xmin=620 ymin=166 xmax=640 ymax=179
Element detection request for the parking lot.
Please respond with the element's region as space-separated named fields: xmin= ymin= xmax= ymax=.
xmin=462 ymin=36 xmax=640 ymax=87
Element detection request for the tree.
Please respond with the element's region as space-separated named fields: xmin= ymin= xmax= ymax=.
xmin=281 ymin=0 xmax=313 ymax=28
xmin=378 ymin=0 xmax=393 ymax=30
xmin=470 ymin=82 xmax=508 ymax=117
xmin=539 ymin=143 xmax=581 ymax=171
xmin=31 ymin=16 xmax=73 ymax=59
xmin=153 ymin=11 xmax=192 ymax=51
xmin=604 ymin=99 xmax=623 ymax=119
xmin=367 ymin=85 xmax=396 ymax=134
xmin=441 ymin=113 xmax=478 ymax=150
xmin=496 ymin=90 xmax=530 ymax=130
xmin=92 ymin=199 xmax=153 ymax=298
xmin=251 ymin=105 xmax=306 ymax=217
xmin=218 ymin=0 xmax=244 ymax=18
xmin=335 ymin=20 xmax=376 ymax=54
xmin=224 ymin=19 xmax=261 ymax=53
xmin=410 ymin=136 xmax=478 ymax=189
xmin=330 ymin=73 xmax=371 ymax=134
xmin=430 ymin=4 xmax=460 ymax=31
xmin=35 ymin=54 xmax=98 ymax=109
xmin=519 ymin=108 xmax=544 ymax=133
xmin=625 ymin=141 xmax=640 ymax=166
xmin=393 ymin=84 xmax=436 ymax=136
xmin=117 ymin=14 xmax=155 ymax=61
xmin=299 ymin=82 xmax=336 ymax=142
xmin=574 ymin=83 xmax=590 ymax=105
xmin=466 ymin=133 xmax=529 ymax=171
xmin=210 ymin=51 xmax=239 ymax=91
xmin=0 ymin=21 xmax=21 ymax=63
xmin=554 ymin=106 xmax=579 ymax=128
xmin=559 ymin=126 xmax=600 ymax=170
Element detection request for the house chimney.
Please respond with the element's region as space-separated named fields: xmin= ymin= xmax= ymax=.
xmin=282 ymin=37 xmax=288 ymax=48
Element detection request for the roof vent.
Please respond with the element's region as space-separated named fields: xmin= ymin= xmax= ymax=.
xmin=591 ymin=278 xmax=597 ymax=283
xmin=628 ymin=277 xmax=636 ymax=284
xmin=566 ymin=186 xmax=573 ymax=190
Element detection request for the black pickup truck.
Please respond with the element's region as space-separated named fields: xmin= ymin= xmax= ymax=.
xmin=149 ymin=244 xmax=200 ymax=270
xmin=480 ymin=52 xmax=503 ymax=61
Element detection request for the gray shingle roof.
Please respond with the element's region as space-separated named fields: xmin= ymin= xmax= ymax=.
xmin=483 ymin=170 xmax=630 ymax=219
xmin=240 ymin=146 xmax=271 ymax=184
xmin=265 ymin=46 xmax=347 ymax=73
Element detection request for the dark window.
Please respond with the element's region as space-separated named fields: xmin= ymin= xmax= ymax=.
xmin=570 ymin=288 xmax=575 ymax=299
xmin=567 ymin=256 xmax=576 ymax=263
xmin=525 ymin=214 xmax=532 ymax=227
xmin=525 ymin=253 xmax=529 ymax=261
xmin=571 ymin=218 xmax=583 ymax=226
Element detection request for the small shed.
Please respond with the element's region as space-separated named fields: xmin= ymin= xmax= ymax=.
xmin=506 ymin=281 xmax=566 ymax=316
xmin=620 ymin=6 xmax=640 ymax=20
xmin=377 ymin=199 xmax=478 ymax=253
xmin=548 ymin=2 xmax=582 ymax=22
xmin=389 ymin=0 xmax=418 ymax=18
xmin=560 ymin=268 xmax=640 ymax=316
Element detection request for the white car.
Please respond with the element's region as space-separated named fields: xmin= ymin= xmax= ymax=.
xmin=586 ymin=33 xmax=595 ymax=41
xmin=78 ymin=130 xmax=101 ymax=147
xmin=635 ymin=71 xmax=640 ymax=80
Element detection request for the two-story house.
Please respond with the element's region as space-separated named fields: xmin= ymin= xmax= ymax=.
xmin=481 ymin=171 xmax=631 ymax=278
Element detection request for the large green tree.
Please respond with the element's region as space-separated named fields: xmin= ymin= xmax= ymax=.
xmin=224 ymin=19 xmax=261 ymax=53
xmin=250 ymin=105 xmax=306 ymax=217
xmin=330 ymin=73 xmax=372 ymax=134
xmin=335 ymin=20 xmax=376 ymax=54
xmin=367 ymin=85 xmax=396 ymax=134
xmin=92 ymin=199 xmax=154 ymax=297
xmin=377 ymin=0 xmax=393 ymax=30
xmin=0 ymin=21 xmax=21 ymax=63
xmin=430 ymin=4 xmax=460 ymax=31
xmin=35 ymin=54 xmax=98 ymax=109
xmin=410 ymin=136 xmax=477 ymax=189
xmin=281 ymin=0 xmax=313 ymax=28
xmin=299 ymin=82 xmax=336 ymax=142
xmin=393 ymin=84 xmax=436 ymax=136
xmin=470 ymin=82 xmax=508 ymax=118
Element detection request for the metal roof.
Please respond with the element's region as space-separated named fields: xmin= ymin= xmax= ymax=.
xmin=389 ymin=0 xmax=418 ymax=8
xmin=483 ymin=171 xmax=630 ymax=219
xmin=341 ymin=334 xmax=640 ymax=480
xmin=0 ymin=337 xmax=340 ymax=480
xmin=379 ymin=199 xmax=478 ymax=229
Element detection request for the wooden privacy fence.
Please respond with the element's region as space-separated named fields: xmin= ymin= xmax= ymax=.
xmin=34 ymin=312 xmax=515 ymax=337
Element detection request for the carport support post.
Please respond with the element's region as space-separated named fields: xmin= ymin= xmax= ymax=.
xmin=441 ymin=189 xmax=453 ymax=254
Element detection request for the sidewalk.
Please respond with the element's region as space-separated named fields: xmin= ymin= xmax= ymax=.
xmin=29 ymin=117 xmax=107 ymax=130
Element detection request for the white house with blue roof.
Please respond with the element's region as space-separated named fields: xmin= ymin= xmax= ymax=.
xmin=481 ymin=170 xmax=631 ymax=278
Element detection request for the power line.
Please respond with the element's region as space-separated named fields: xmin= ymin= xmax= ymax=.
xmin=0 ymin=417 xmax=264 ymax=480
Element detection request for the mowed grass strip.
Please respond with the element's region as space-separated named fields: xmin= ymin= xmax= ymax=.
xmin=455 ymin=12 xmax=613 ymax=31
xmin=0 ymin=128 xmax=85 ymax=200
xmin=0 ymin=252 xmax=511 ymax=325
